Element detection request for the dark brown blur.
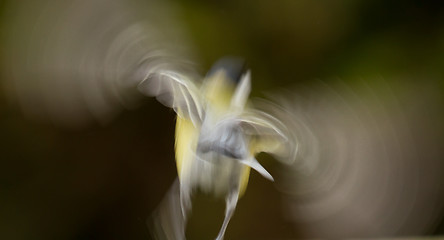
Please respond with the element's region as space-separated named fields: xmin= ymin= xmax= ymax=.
xmin=1 ymin=0 xmax=444 ymax=239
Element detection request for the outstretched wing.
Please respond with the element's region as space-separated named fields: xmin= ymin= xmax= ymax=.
xmin=138 ymin=71 xmax=204 ymax=126
xmin=1 ymin=0 xmax=200 ymax=127
xmin=239 ymin=108 xmax=298 ymax=165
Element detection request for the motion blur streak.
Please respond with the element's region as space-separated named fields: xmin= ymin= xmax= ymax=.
xmin=263 ymin=78 xmax=444 ymax=238
xmin=1 ymin=0 xmax=198 ymax=127
xmin=1 ymin=0 xmax=444 ymax=239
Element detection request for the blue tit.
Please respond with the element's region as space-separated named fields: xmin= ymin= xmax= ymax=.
xmin=139 ymin=57 xmax=295 ymax=240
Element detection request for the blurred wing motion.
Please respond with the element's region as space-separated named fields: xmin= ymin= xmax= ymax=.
xmin=1 ymin=0 xmax=199 ymax=127
xmin=258 ymin=78 xmax=444 ymax=238
xmin=138 ymin=71 xmax=204 ymax=125
xmin=239 ymin=108 xmax=298 ymax=165
xmin=3 ymin=0 xmax=444 ymax=239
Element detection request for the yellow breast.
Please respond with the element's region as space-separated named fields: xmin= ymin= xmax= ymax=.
xmin=174 ymin=71 xmax=252 ymax=196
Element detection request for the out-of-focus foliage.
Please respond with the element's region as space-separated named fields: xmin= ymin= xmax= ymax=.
xmin=0 ymin=0 xmax=443 ymax=239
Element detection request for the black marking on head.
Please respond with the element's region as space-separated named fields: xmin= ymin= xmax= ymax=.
xmin=207 ymin=57 xmax=248 ymax=85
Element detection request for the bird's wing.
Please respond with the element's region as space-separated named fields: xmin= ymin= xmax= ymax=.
xmin=258 ymin=78 xmax=444 ymax=238
xmin=1 ymin=0 xmax=201 ymax=127
xmin=238 ymin=108 xmax=298 ymax=165
xmin=138 ymin=71 xmax=204 ymax=126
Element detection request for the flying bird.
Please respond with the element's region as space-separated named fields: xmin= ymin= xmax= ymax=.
xmin=138 ymin=58 xmax=296 ymax=239
xmin=1 ymin=0 xmax=444 ymax=239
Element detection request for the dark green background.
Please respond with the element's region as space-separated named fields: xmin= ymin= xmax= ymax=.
xmin=1 ymin=0 xmax=444 ymax=239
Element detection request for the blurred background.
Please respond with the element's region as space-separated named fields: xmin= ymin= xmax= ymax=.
xmin=1 ymin=0 xmax=444 ymax=239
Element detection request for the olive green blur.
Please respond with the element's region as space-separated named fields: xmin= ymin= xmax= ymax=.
xmin=1 ymin=0 xmax=444 ymax=239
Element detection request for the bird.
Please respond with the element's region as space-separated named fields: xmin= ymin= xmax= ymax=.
xmin=2 ymin=0 xmax=444 ymax=239
xmin=138 ymin=57 xmax=295 ymax=239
